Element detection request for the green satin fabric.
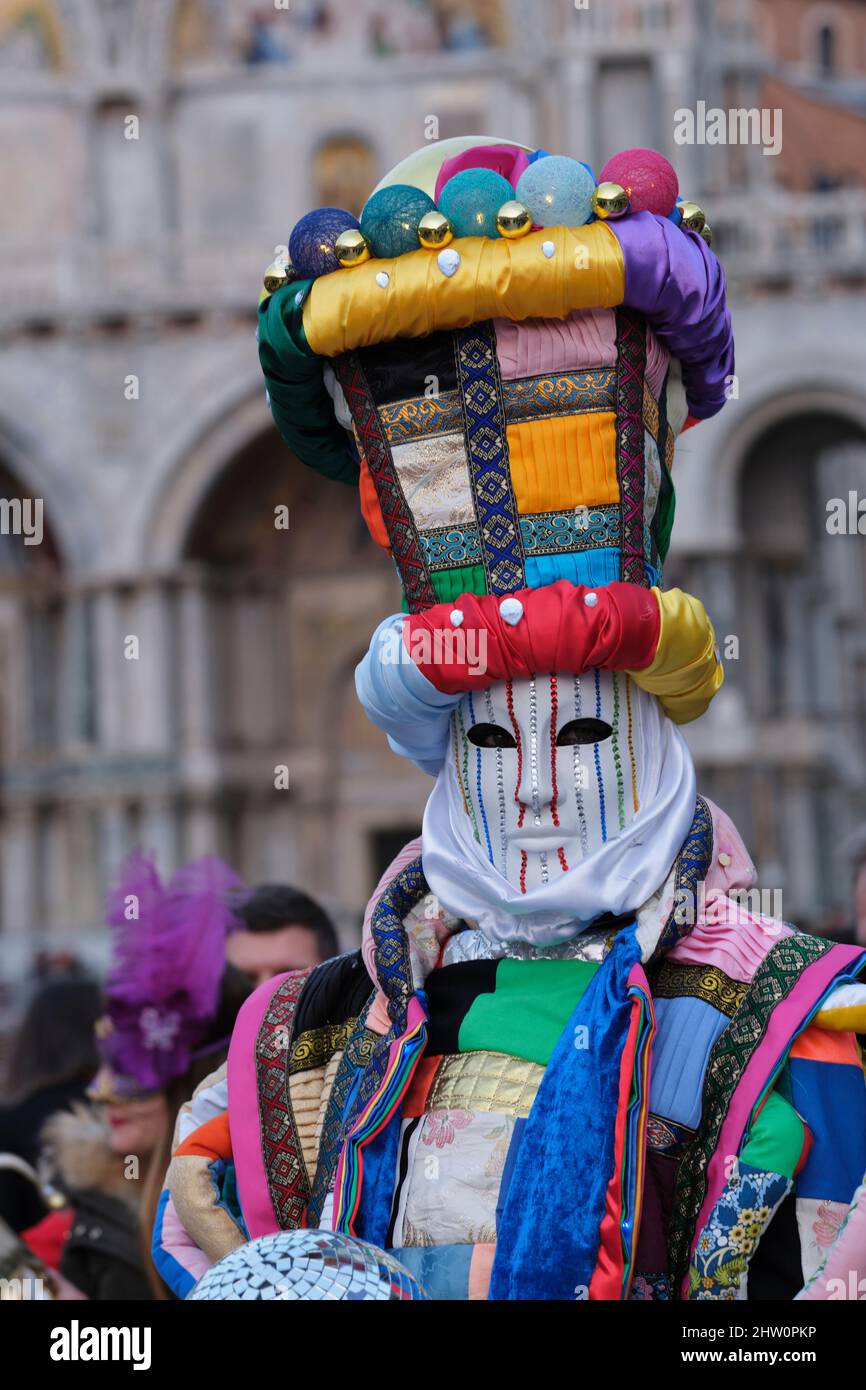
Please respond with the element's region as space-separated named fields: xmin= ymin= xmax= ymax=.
xmin=257 ymin=281 xmax=359 ymax=485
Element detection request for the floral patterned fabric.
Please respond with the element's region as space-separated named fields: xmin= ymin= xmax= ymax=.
xmin=688 ymin=1167 xmax=791 ymax=1300
xmin=389 ymin=1109 xmax=517 ymax=1248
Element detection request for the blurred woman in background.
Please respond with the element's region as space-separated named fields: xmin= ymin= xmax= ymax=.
xmin=20 ymin=853 xmax=250 ymax=1299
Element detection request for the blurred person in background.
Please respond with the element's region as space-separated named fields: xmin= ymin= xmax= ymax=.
xmin=849 ymin=827 xmax=866 ymax=951
xmin=21 ymin=853 xmax=251 ymax=1299
xmin=226 ymin=883 xmax=340 ymax=986
xmin=0 ymin=976 xmax=101 ymax=1234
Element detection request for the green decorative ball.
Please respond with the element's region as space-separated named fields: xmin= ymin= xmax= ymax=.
xmin=360 ymin=184 xmax=437 ymax=259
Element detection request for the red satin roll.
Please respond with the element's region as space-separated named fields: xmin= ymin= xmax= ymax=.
xmin=403 ymin=580 xmax=660 ymax=694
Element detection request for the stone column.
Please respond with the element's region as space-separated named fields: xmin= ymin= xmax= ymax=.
xmin=92 ymin=584 xmax=126 ymax=752
xmin=127 ymin=579 xmax=172 ymax=753
xmin=177 ymin=569 xmax=214 ymax=752
xmin=140 ymin=796 xmax=178 ymax=876
xmin=0 ymin=806 xmax=38 ymax=937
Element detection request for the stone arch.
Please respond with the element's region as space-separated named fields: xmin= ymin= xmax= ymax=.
xmin=678 ymin=381 xmax=866 ymax=926
xmin=0 ymin=0 xmax=69 ymax=72
xmin=683 ymin=376 xmax=866 ymax=557
xmin=0 ymin=411 xmax=79 ymax=570
xmin=141 ymin=380 xmax=272 ymax=567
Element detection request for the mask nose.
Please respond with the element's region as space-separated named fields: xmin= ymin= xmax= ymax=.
xmin=515 ymin=681 xmax=557 ymax=820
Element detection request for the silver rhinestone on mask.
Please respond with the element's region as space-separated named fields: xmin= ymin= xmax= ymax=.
xmin=485 ymin=686 xmax=508 ymax=874
xmin=528 ymin=677 xmax=548 ymax=884
xmin=573 ymin=676 xmax=589 ymax=857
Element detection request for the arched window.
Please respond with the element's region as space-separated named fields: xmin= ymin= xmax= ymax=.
xmin=817 ymin=22 xmax=836 ymax=77
xmin=313 ymin=136 xmax=378 ymax=220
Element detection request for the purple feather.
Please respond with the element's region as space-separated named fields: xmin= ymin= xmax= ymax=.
xmin=101 ymin=851 xmax=244 ymax=1092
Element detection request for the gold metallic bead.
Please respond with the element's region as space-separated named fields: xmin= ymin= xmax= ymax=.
xmin=335 ymin=228 xmax=371 ymax=267
xmin=496 ymin=199 xmax=533 ymax=239
xmin=678 ymin=201 xmax=707 ymax=234
xmin=591 ymin=181 xmax=630 ymax=220
xmin=699 ymin=222 xmax=713 ymax=247
xmin=263 ymin=259 xmax=295 ymax=294
xmin=418 ymin=209 xmax=453 ymax=248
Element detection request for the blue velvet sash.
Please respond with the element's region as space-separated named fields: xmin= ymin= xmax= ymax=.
xmin=490 ymin=922 xmax=645 ymax=1300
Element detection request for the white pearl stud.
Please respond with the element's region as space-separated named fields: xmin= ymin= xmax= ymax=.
xmin=437 ymin=248 xmax=461 ymax=277
xmin=499 ymin=597 xmax=524 ymax=626
xmin=449 ymin=609 xmax=464 ymax=627
xmin=584 ymin=592 xmax=598 ymax=608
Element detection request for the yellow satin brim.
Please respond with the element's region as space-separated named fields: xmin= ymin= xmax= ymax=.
xmin=302 ymin=223 xmax=626 ymax=358
xmin=628 ymin=588 xmax=723 ymax=724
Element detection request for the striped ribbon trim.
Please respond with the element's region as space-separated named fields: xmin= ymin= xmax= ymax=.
xmin=614 ymin=308 xmax=648 ymax=586
xmin=332 ymin=994 xmax=428 ymax=1234
xmin=334 ymin=352 xmax=436 ymax=612
xmin=379 ymin=367 xmax=617 ymax=444
xmin=454 ymin=322 xmax=526 ymax=596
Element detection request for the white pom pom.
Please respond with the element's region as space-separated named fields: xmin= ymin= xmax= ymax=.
xmin=584 ymin=592 xmax=598 ymax=608
xmin=499 ymin=597 xmax=524 ymax=626
xmin=449 ymin=609 xmax=464 ymax=627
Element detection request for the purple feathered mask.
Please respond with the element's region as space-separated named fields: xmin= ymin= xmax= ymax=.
xmin=99 ymin=852 xmax=243 ymax=1093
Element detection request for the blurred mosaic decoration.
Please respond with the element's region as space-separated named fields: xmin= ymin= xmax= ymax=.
xmin=188 ymin=1230 xmax=429 ymax=1301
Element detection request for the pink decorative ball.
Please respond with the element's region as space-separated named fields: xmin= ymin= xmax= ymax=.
xmin=598 ymin=148 xmax=678 ymax=216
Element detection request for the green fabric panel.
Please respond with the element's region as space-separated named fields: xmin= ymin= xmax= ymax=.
xmin=655 ymin=472 xmax=676 ymax=561
xmin=458 ymin=958 xmax=599 ymax=1067
xmin=257 ymin=282 xmax=359 ymax=485
xmin=402 ymin=563 xmax=488 ymax=611
xmin=740 ymin=1090 xmax=807 ymax=1179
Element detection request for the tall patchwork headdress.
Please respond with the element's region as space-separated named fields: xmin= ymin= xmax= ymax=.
xmin=256 ymin=141 xmax=736 ymax=1296
xmin=258 ymin=137 xmax=731 ymax=721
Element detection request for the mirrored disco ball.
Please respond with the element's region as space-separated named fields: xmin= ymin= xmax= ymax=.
xmin=188 ymin=1230 xmax=429 ymax=1301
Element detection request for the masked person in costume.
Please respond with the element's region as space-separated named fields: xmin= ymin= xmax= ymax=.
xmin=156 ymin=140 xmax=866 ymax=1301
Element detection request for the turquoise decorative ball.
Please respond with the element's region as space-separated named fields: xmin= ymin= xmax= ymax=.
xmin=515 ymin=156 xmax=596 ymax=228
xmin=438 ymin=168 xmax=516 ymax=239
xmin=360 ymin=184 xmax=437 ymax=259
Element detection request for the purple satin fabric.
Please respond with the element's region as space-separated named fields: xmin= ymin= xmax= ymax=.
xmin=608 ymin=213 xmax=734 ymax=419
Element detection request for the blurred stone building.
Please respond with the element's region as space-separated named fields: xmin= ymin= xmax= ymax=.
xmin=0 ymin=0 xmax=865 ymax=968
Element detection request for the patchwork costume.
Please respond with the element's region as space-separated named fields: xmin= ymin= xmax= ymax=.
xmin=155 ymin=139 xmax=866 ymax=1301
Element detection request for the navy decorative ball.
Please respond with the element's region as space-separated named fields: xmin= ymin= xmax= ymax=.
xmin=188 ymin=1230 xmax=429 ymax=1301
xmin=360 ymin=184 xmax=437 ymax=259
xmin=289 ymin=207 xmax=361 ymax=279
xmin=438 ymin=168 xmax=515 ymax=239
xmin=515 ymin=156 xmax=596 ymax=228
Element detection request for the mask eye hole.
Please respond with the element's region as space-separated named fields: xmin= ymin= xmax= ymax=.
xmin=466 ymin=722 xmax=517 ymax=749
xmin=556 ymin=718 xmax=613 ymax=746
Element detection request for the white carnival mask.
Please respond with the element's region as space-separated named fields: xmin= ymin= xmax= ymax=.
xmin=448 ymin=670 xmax=642 ymax=895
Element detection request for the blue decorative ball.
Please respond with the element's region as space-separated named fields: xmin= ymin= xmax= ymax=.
xmin=438 ymin=168 xmax=516 ymax=239
xmin=360 ymin=184 xmax=437 ymax=259
xmin=289 ymin=207 xmax=361 ymax=279
xmin=515 ymin=156 xmax=596 ymax=228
